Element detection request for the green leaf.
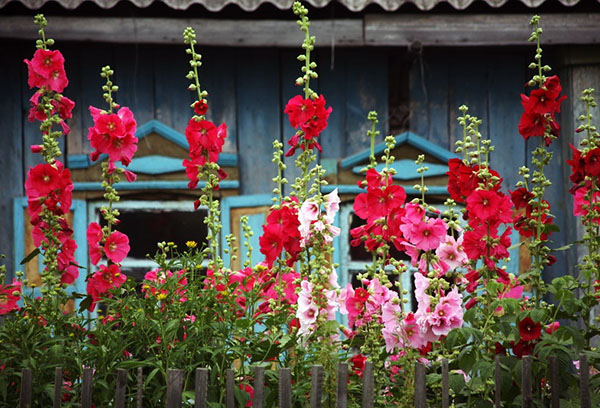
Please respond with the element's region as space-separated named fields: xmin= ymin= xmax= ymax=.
xmin=78 ymin=295 xmax=93 ymax=313
xmin=20 ymin=248 xmax=40 ymax=265
xmin=553 ymin=244 xmax=573 ymax=251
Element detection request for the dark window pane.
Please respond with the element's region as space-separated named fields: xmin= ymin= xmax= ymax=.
xmin=99 ymin=208 xmax=208 ymax=259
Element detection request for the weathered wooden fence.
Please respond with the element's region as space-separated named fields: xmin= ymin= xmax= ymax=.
xmin=17 ymin=354 xmax=593 ymax=408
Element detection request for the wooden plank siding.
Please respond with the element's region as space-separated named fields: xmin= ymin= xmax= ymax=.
xmin=2 ymin=37 xmax=597 ymax=285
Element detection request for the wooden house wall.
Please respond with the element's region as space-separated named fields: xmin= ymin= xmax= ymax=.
xmin=1 ymin=38 xmax=596 ymax=282
xmin=0 ymin=40 xmax=389 ymax=276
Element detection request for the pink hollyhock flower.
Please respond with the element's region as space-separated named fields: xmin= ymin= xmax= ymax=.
xmin=429 ymin=298 xmax=463 ymax=337
xmin=24 ymin=49 xmax=69 ymax=93
xmin=413 ymin=273 xmax=431 ymax=311
xmin=435 ymin=235 xmax=467 ymax=270
xmin=324 ymin=188 xmax=340 ymax=223
xmin=338 ymin=283 xmax=354 ymax=315
xmin=104 ymin=231 xmax=130 ymax=264
xmin=403 ymin=312 xmax=429 ymax=349
xmin=0 ymin=279 xmax=22 ymax=315
xmin=297 ymin=302 xmax=318 ymax=335
xmin=401 ymin=216 xmax=447 ymax=251
xmin=87 ymin=222 xmax=103 ymax=265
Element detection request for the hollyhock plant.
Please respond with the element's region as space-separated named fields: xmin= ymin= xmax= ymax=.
xmin=87 ymin=105 xmax=139 ymax=167
xmin=0 ymin=280 xmax=22 ymax=315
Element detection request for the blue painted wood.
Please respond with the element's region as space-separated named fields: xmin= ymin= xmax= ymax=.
xmin=0 ymin=43 xmax=24 ymax=280
xmin=135 ymin=119 xmax=188 ymax=149
xmin=409 ymin=50 xmax=450 ymax=149
xmin=353 ymin=160 xmax=449 ymax=180
xmin=126 ymin=155 xmax=188 ymax=175
xmin=344 ymin=49 xmax=388 ymax=156
xmin=317 ymin=49 xmax=347 ymax=160
xmin=154 ymin=45 xmax=192 ymax=135
xmin=243 ymin=212 xmax=267 ymax=268
xmin=341 ymin=131 xmax=458 ymax=169
xmin=113 ymin=44 xmax=155 ymax=126
xmin=73 ymin=180 xmax=239 ymax=191
xmin=448 ymin=54 xmax=489 ymax=151
xmin=236 ymin=49 xmax=280 ymax=195
xmin=201 ymin=49 xmax=238 ymax=154
xmin=220 ymin=194 xmax=273 ymax=268
xmin=322 ymin=184 xmax=448 ymax=196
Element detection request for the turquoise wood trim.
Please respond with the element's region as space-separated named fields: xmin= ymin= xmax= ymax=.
xmin=66 ymin=120 xmax=238 ymax=170
xmin=340 ymin=131 xmax=459 ymax=170
xmin=322 ymin=184 xmax=449 ymax=195
xmin=73 ymin=180 xmax=239 ymax=191
xmin=220 ymin=194 xmax=273 ymax=269
xmin=126 ymin=155 xmax=189 ymax=175
xmin=13 ymin=198 xmax=89 ymax=314
xmin=352 ymin=160 xmax=449 ymax=181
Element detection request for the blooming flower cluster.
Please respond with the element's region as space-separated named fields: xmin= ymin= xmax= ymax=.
xmin=259 ymin=200 xmax=302 ymax=267
xmin=518 ymin=75 xmax=566 ymax=147
xmin=297 ymin=276 xmax=338 ymax=335
xmin=298 ymin=189 xmax=341 ymax=247
xmin=24 ymin=48 xmax=68 ymax=93
xmin=351 ymin=168 xmax=407 ymax=253
xmin=183 ymin=114 xmax=228 ymax=189
xmin=284 ymin=95 xmax=332 ymax=156
xmin=88 ymin=105 xmax=139 ymax=174
xmin=142 ymin=269 xmax=188 ymax=303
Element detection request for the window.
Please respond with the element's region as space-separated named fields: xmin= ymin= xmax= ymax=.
xmin=87 ymin=201 xmax=208 ymax=280
xmin=339 ymin=203 xmax=416 ymax=311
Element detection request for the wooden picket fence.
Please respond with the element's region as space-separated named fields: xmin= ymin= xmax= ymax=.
xmin=17 ymin=354 xmax=593 ymax=408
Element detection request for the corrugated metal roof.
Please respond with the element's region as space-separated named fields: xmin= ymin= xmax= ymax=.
xmin=0 ymin=0 xmax=588 ymax=11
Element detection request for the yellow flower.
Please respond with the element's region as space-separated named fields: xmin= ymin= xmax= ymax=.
xmin=186 ymin=241 xmax=197 ymax=249
xmin=156 ymin=293 xmax=167 ymax=300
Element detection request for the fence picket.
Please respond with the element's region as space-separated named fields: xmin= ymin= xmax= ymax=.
xmin=226 ymin=369 xmax=235 ymax=408
xmin=137 ymin=367 xmax=143 ymax=408
xmin=253 ymin=366 xmax=265 ymax=408
xmin=279 ymin=368 xmax=292 ymax=408
xmin=19 ymin=368 xmax=32 ymax=408
xmin=362 ymin=361 xmax=374 ymax=408
xmin=441 ymin=359 xmax=449 ymax=408
xmin=114 ymin=368 xmax=127 ymax=408
xmin=521 ymin=356 xmax=532 ymax=408
xmin=310 ymin=365 xmax=324 ymax=408
xmin=81 ymin=367 xmax=93 ymax=408
xmin=166 ymin=369 xmax=184 ymax=408
xmin=53 ymin=367 xmax=62 ymax=408
xmin=195 ymin=367 xmax=208 ymax=408
xmin=337 ymin=363 xmax=348 ymax=408
xmin=549 ymin=356 xmax=559 ymax=408
xmin=579 ymin=354 xmax=591 ymax=408
xmin=495 ymin=355 xmax=501 ymax=408
xmin=415 ymin=363 xmax=427 ymax=408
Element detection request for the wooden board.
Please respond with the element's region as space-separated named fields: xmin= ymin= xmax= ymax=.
xmin=0 ymin=43 xmax=24 ymax=278
xmin=235 ymin=49 xmax=280 ymax=195
xmin=153 ymin=45 xmax=193 ymax=135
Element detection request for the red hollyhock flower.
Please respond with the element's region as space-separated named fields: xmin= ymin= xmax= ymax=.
xmin=0 ymin=279 xmax=22 ymax=315
xmin=259 ymin=224 xmax=285 ymax=266
xmin=88 ymin=106 xmax=138 ymax=166
xmin=584 ymin=147 xmax=600 ymax=178
xmin=567 ymin=144 xmax=586 ymax=185
xmin=24 ymin=49 xmax=69 ymax=93
xmin=466 ymin=189 xmax=502 ymax=222
xmin=104 ymin=231 xmax=130 ymax=264
xmin=518 ymin=317 xmax=542 ymax=342
xmin=354 ymin=288 xmax=369 ymax=304
xmin=518 ymin=109 xmax=548 ymax=140
xmin=284 ymin=94 xmax=331 ymax=156
xmin=512 ymin=340 xmax=535 ymax=359
xmin=193 ymin=99 xmax=208 ymax=116
xmin=87 ymin=222 xmax=103 ymax=265
xmin=510 ymin=188 xmax=534 ymax=210
xmin=349 ymin=354 xmax=367 ymax=377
